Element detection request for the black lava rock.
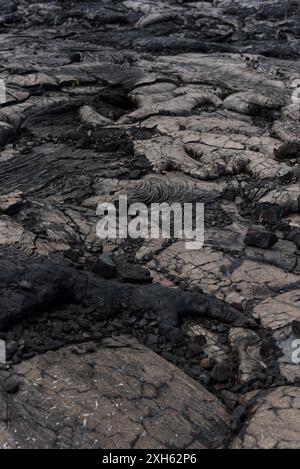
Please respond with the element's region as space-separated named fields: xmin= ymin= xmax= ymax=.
xmin=244 ymin=227 xmax=278 ymax=249
xmin=188 ymin=341 xmax=203 ymax=356
xmin=252 ymin=203 xmax=283 ymax=226
xmin=261 ymin=337 xmax=277 ymax=357
xmin=287 ymin=229 xmax=300 ymax=249
xmin=116 ymin=262 xmax=152 ymax=284
xmin=292 ymin=320 xmax=300 ymax=337
xmin=2 ymin=377 xmax=20 ymax=394
xmin=220 ymin=390 xmax=239 ymax=411
xmin=231 ymin=404 xmax=247 ymax=433
xmin=85 ymin=342 xmax=97 ymax=353
xmin=85 ymin=254 xmax=116 ymax=279
xmin=211 ymin=362 xmax=235 ymax=383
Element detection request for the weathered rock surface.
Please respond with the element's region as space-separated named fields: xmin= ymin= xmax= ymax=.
xmin=0 ymin=0 xmax=300 ymax=449
xmin=231 ymin=387 xmax=300 ymax=449
xmin=0 ymin=336 xmax=231 ymax=449
xmin=254 ymin=290 xmax=300 ymax=383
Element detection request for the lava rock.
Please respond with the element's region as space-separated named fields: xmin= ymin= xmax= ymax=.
xmin=211 ymin=362 xmax=235 ymax=383
xmin=64 ymin=249 xmax=81 ymax=263
xmin=252 ymin=203 xmax=283 ymax=225
xmin=188 ymin=341 xmax=203 ymax=356
xmin=18 ymin=280 xmax=33 ymax=291
xmin=0 ymin=337 xmax=232 ymax=449
xmin=85 ymin=254 xmax=116 ymax=279
xmin=220 ymin=390 xmax=239 ymax=411
xmin=85 ymin=342 xmax=97 ymax=353
xmin=1 ymin=377 xmax=20 ymax=394
xmin=287 ymin=229 xmax=300 ymax=249
xmin=0 ymin=0 xmax=17 ymax=13
xmin=244 ymin=228 xmax=278 ymax=249
xmin=200 ymin=357 xmax=215 ymax=370
xmin=261 ymin=337 xmax=278 ymax=357
xmin=292 ymin=320 xmax=300 ymax=337
xmin=231 ymin=405 xmax=247 ymax=433
xmin=116 ymin=262 xmax=152 ymax=284
xmin=275 ymin=142 xmax=300 ymax=160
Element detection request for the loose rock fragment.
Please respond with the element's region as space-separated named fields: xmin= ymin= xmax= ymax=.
xmin=116 ymin=262 xmax=153 ymax=284
xmin=85 ymin=254 xmax=116 ymax=279
xmin=244 ymin=228 xmax=278 ymax=249
xmin=1 ymin=377 xmax=20 ymax=394
xmin=211 ymin=361 xmax=235 ymax=384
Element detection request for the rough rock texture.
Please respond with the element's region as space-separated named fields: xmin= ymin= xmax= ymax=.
xmin=0 ymin=336 xmax=231 ymax=449
xmin=0 ymin=0 xmax=300 ymax=449
xmin=231 ymin=387 xmax=300 ymax=449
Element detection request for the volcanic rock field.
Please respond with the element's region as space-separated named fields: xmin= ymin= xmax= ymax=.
xmin=0 ymin=0 xmax=300 ymax=449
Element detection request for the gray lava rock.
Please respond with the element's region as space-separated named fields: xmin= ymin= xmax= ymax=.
xmin=0 ymin=337 xmax=231 ymax=449
xmin=0 ymin=0 xmax=17 ymax=13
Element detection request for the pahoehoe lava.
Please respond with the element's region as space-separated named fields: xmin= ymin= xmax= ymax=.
xmin=0 ymin=0 xmax=300 ymax=450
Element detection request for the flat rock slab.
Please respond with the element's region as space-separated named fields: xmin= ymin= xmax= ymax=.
xmin=0 ymin=336 xmax=230 ymax=449
xmin=231 ymin=387 xmax=300 ymax=449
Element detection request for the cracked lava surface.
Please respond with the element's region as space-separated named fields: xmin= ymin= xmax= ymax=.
xmin=0 ymin=0 xmax=300 ymax=449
